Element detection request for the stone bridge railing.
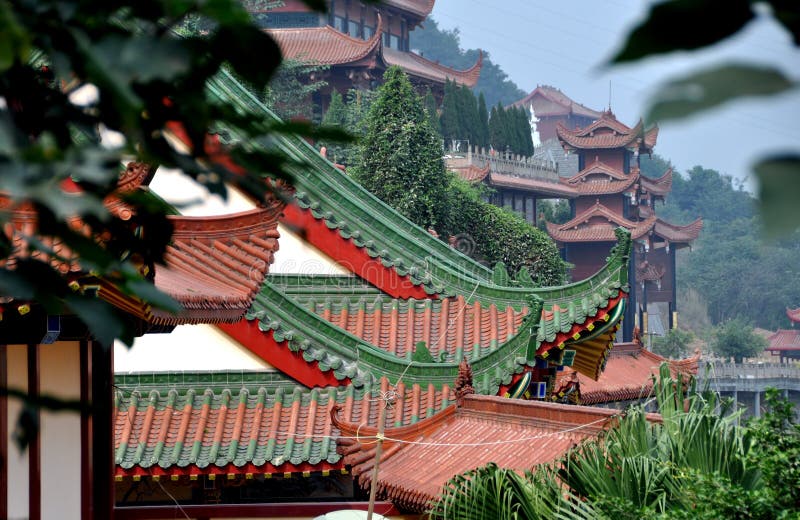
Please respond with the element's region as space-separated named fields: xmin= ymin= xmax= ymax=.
xmin=695 ymin=362 xmax=800 ymax=417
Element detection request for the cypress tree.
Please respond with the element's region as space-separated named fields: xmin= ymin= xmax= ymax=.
xmin=423 ymin=88 xmax=441 ymax=137
xmin=440 ymin=79 xmax=459 ymax=147
xmin=477 ymin=92 xmax=489 ymax=149
xmin=319 ymin=90 xmax=349 ymax=163
xmin=489 ymin=104 xmax=500 ymax=151
xmin=321 ymin=90 xmax=347 ymax=127
xmin=351 ymin=67 xmax=449 ymax=229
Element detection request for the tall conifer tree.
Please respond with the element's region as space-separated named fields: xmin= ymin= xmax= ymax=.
xmin=351 ymin=67 xmax=449 ymax=229
xmin=477 ymin=92 xmax=490 ymax=149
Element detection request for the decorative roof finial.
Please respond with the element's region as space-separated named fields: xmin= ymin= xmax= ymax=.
xmin=455 ymin=359 xmax=475 ymax=404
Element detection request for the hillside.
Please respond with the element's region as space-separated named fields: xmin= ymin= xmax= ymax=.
xmin=410 ymin=18 xmax=527 ymax=108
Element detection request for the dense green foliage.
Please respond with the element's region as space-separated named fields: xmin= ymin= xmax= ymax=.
xmin=351 ymin=67 xmax=449 ymax=229
xmin=344 ymin=68 xmax=566 ymax=285
xmin=440 ymin=80 xmax=489 ymax=149
xmin=263 ymin=58 xmax=327 ymax=121
xmin=658 ymin=163 xmax=800 ymax=330
xmin=489 ymin=103 xmax=534 ymax=156
xmin=711 ymin=318 xmax=769 ymax=362
xmin=651 ymin=328 xmax=694 ymax=359
xmin=0 ymin=0 xmax=318 ymax=345
xmin=610 ymin=0 xmax=799 ymax=236
xmin=318 ymin=88 xmax=376 ymax=167
xmin=409 ymin=18 xmax=527 ymax=108
xmin=431 ymin=366 xmax=800 ymax=519
xmin=441 ymin=178 xmax=566 ymax=285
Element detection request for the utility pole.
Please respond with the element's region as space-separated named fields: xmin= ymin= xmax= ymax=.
xmin=367 ymin=393 xmax=388 ymax=520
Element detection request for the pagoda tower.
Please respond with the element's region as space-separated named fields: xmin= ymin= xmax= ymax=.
xmin=546 ymin=111 xmax=702 ymax=342
xmin=246 ymin=0 xmax=482 ymax=108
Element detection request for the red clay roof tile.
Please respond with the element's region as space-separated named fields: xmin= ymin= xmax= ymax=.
xmin=767 ymin=329 xmax=800 ymax=352
xmin=555 ymin=342 xmax=700 ymax=405
xmin=652 ymin=217 xmax=703 ymax=245
xmin=1 ymin=162 xmax=284 ymax=325
xmin=312 ymin=294 xmax=527 ymax=362
xmin=640 ymin=168 xmax=673 ymax=197
xmin=113 ymin=374 xmax=455 ymax=477
xmin=384 ymin=0 xmax=435 ymax=18
xmin=513 ymin=85 xmax=603 ymax=119
xmin=268 ymin=23 xmax=382 ymax=66
xmin=487 ymin=172 xmax=578 ymax=197
xmin=557 ymin=111 xmax=657 ymax=152
xmin=381 ymin=47 xmax=482 ymax=88
xmin=563 ymin=159 xmax=638 ymax=195
xmin=546 ymin=201 xmax=656 ymax=243
xmin=334 ymin=394 xmax=627 ymax=513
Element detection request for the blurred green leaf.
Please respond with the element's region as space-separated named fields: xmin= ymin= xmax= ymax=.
xmin=755 ymin=154 xmax=800 ymax=238
xmin=610 ymin=0 xmax=753 ymax=64
xmin=124 ymin=277 xmax=181 ymax=313
xmin=212 ymin=26 xmax=281 ymax=89
xmin=90 ymin=34 xmax=192 ymax=84
xmin=0 ymin=2 xmax=31 ymax=71
xmin=65 ymin=294 xmax=129 ymax=345
xmin=647 ymin=64 xmax=795 ymax=123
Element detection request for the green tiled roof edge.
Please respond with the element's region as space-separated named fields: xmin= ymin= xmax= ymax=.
xmin=206 ymin=71 xmax=490 ymax=290
xmin=113 ymin=379 xmax=453 ymax=471
xmin=247 ymin=281 xmax=547 ymax=394
xmin=204 ymin=71 xmax=631 ymax=306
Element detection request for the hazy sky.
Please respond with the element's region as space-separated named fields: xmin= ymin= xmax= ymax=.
xmin=430 ymin=0 xmax=800 ymax=188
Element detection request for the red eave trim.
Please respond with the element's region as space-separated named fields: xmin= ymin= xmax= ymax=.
xmin=114 ymin=460 xmax=342 ymax=478
xmin=497 ymin=291 xmax=626 ymax=396
xmin=281 ymin=202 xmax=433 ymax=300
xmin=217 ymin=319 xmax=350 ymax=388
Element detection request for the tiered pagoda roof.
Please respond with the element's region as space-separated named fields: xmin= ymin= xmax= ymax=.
xmin=383 ymin=0 xmax=436 ymax=19
xmin=640 ymin=168 xmax=673 ymax=199
xmin=269 ymin=23 xmax=382 ymax=66
xmin=554 ymin=342 xmax=700 ymax=405
xmin=546 ymin=200 xmax=702 ymax=247
xmin=1 ymin=162 xmax=284 ymax=325
xmin=512 ymin=85 xmax=603 ymax=119
xmin=557 ymin=111 xmax=658 ymax=154
xmin=267 ymin=18 xmax=482 ymax=88
xmin=546 ymin=201 xmax=657 ymax=243
xmin=206 ymin=70 xmax=626 ymax=305
xmin=787 ymin=307 xmax=800 ymax=324
xmin=562 ymin=158 xmax=639 ymax=196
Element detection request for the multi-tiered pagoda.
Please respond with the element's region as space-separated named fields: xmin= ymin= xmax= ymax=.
xmin=546 ymin=111 xmax=702 ymax=342
xmin=246 ymin=0 xmax=482 ymax=107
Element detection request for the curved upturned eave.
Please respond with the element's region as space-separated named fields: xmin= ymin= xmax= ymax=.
xmin=204 ymin=70 xmax=631 ymax=307
xmin=267 ymin=17 xmax=382 ymax=66
xmin=381 ymin=48 xmax=482 ymax=88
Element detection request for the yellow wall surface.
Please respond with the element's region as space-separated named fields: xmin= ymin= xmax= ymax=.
xmin=40 ymin=341 xmax=82 ymax=520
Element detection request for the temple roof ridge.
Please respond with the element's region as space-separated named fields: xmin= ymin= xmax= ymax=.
xmin=557 ymin=115 xmax=659 ymax=152
xmin=1 ymin=162 xmax=284 ymax=325
xmin=512 ymin=85 xmax=603 ymax=119
xmin=205 ymin=70 xmax=632 ymax=307
xmin=382 ymin=47 xmax=482 ymax=87
xmin=267 ymin=14 xmax=383 ymax=66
